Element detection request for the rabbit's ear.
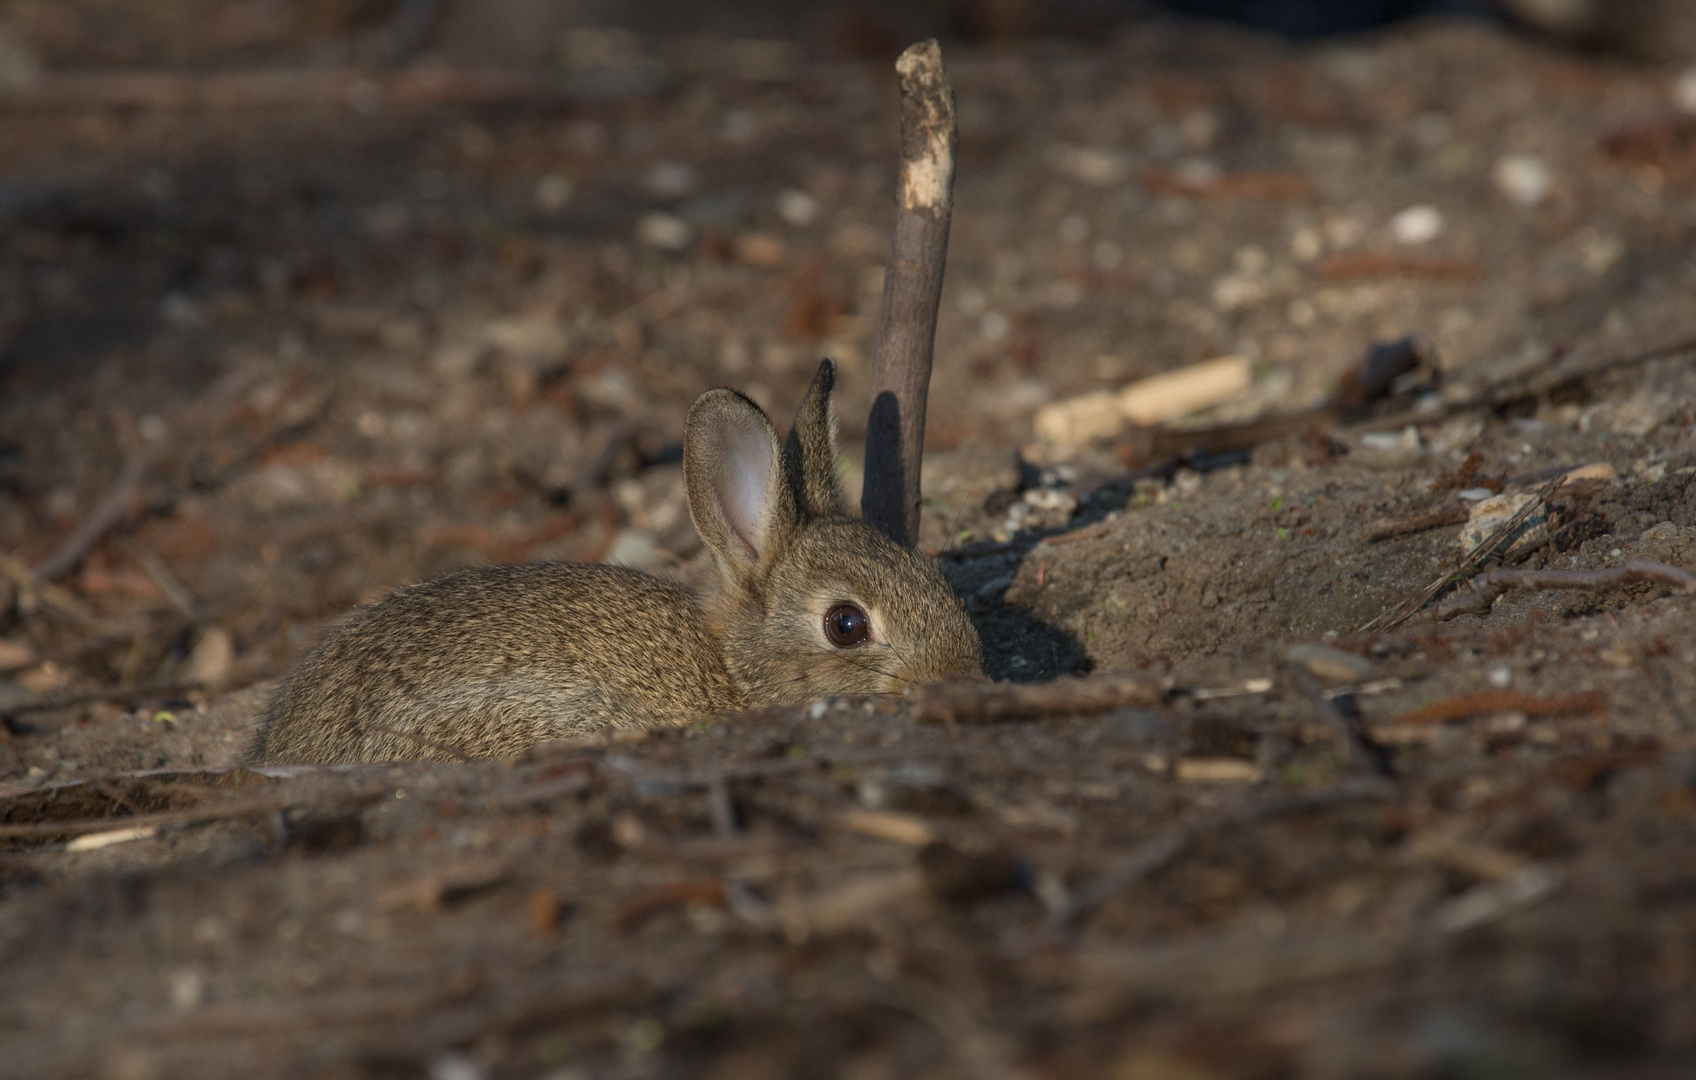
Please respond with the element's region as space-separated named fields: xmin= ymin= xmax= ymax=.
xmin=784 ymin=359 xmax=846 ymax=519
xmin=685 ymin=389 xmax=794 ymax=576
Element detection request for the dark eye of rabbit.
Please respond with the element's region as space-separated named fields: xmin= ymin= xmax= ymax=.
xmin=824 ymin=603 xmax=870 ymax=647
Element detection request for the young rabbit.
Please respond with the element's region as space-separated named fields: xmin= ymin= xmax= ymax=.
xmin=249 ymin=359 xmax=983 ymax=764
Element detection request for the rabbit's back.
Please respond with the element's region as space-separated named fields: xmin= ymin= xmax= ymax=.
xmin=251 ymin=562 xmax=739 ymax=763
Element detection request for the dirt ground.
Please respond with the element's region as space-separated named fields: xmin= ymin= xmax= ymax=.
xmin=5 ymin=4 xmax=1696 ymax=1078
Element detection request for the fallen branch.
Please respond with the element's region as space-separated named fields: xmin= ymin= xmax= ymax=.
xmin=0 ymin=786 xmax=385 ymax=842
xmin=862 ymin=40 xmax=956 ymax=546
xmin=1389 ymin=690 xmax=1605 ymax=727
xmin=910 ymin=672 xmax=1164 ymax=724
xmin=1428 ymin=558 xmax=1696 ymax=621
xmin=0 ymin=68 xmax=566 ymax=111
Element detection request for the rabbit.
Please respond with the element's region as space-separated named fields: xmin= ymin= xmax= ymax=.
xmin=248 ymin=359 xmax=983 ymax=764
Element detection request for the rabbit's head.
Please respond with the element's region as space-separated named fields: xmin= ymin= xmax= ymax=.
xmin=685 ymin=360 xmax=983 ymax=705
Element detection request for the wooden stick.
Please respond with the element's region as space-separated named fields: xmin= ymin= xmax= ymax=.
xmin=0 ymin=786 xmax=385 ymax=841
xmin=862 ymin=40 xmax=956 ymax=547
xmin=1427 ymin=559 xmax=1696 ymax=622
xmin=910 ymin=672 xmax=1163 ymax=725
xmin=0 ymin=68 xmax=564 ymax=111
xmin=1365 ymin=504 xmax=1470 ymax=542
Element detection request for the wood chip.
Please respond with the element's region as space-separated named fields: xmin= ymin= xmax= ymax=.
xmin=1033 ymin=356 xmax=1251 ymax=443
xmin=64 ymin=825 xmax=157 ymax=852
xmin=911 ymin=672 xmax=1164 ymax=724
xmin=843 ymin=809 xmax=935 ymax=846
xmin=1175 ymin=759 xmax=1263 ymax=784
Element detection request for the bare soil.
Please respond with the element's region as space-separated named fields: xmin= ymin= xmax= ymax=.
xmin=4 ymin=8 xmax=1696 ymax=1079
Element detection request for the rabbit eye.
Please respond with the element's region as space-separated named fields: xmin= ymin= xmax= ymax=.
xmin=824 ymin=603 xmax=870 ymax=647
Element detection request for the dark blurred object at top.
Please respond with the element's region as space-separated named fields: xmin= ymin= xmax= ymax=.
xmin=0 ymin=0 xmax=1691 ymax=75
xmin=1142 ymin=0 xmax=1694 ymax=59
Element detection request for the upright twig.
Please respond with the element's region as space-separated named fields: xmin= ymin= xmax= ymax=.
xmin=862 ymin=40 xmax=957 ymax=547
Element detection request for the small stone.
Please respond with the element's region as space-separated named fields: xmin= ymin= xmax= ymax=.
xmin=0 ymin=638 xmax=38 ymax=670
xmin=1457 ymin=487 xmax=1495 ymax=502
xmin=733 ymin=232 xmax=787 ymax=268
xmin=636 ymin=212 xmax=694 ymax=251
xmin=1390 ymin=204 xmax=1444 ymax=244
xmin=1674 ymin=66 xmax=1696 ymax=114
xmin=180 ymin=627 xmax=234 ymax=690
xmin=1460 ymin=493 xmax=1547 ymax=556
xmin=775 ymin=188 xmax=818 ymax=227
xmin=1487 ymin=664 xmax=1513 ymax=689
xmin=1286 ymin=642 xmax=1378 ymax=684
xmin=1634 ymin=518 xmax=1675 ymax=542
xmin=1494 ymin=154 xmax=1552 ymax=207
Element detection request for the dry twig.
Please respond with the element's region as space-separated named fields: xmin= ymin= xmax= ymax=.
xmin=0 ymin=69 xmax=564 ymax=111
xmin=1366 ymin=504 xmax=1470 ymax=542
xmin=0 ymin=787 xmax=385 ymax=842
xmin=862 ymin=40 xmax=956 ymax=546
xmin=1427 ymin=559 xmax=1696 ymax=621
xmin=1390 ymin=690 xmax=1605 ymax=726
xmin=911 ymin=672 xmax=1164 ymax=724
xmin=1360 ymin=475 xmax=1563 ymax=633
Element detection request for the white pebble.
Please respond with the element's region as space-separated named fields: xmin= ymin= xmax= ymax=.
xmin=1390 ymin=204 xmax=1444 ymax=245
xmin=1487 ymin=665 xmax=1513 ymax=689
xmin=776 ymin=188 xmax=818 ymax=227
xmin=1674 ymin=67 xmax=1696 ymax=114
xmin=1494 ymin=155 xmax=1552 ymax=207
xmin=635 ymin=212 xmax=694 ymax=251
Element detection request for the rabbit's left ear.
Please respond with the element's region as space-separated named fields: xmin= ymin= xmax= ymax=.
xmin=784 ymin=359 xmax=846 ymax=519
xmin=685 ymin=389 xmax=795 ymax=580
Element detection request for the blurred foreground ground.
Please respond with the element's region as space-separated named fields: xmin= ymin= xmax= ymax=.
xmin=4 ymin=5 xmax=1696 ymax=1078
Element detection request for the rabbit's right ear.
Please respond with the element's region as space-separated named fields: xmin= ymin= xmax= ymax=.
xmin=685 ymin=389 xmax=795 ymax=579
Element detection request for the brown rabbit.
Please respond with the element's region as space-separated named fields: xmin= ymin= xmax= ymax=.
xmin=248 ymin=360 xmax=982 ymax=764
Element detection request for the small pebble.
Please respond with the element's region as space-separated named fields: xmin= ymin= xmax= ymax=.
xmin=1390 ymin=204 xmax=1444 ymax=244
xmin=1494 ymin=154 xmax=1552 ymax=207
xmin=1487 ymin=665 xmax=1513 ymax=689
xmin=1457 ymin=487 xmax=1495 ymax=501
xmin=635 ymin=212 xmax=693 ymax=251
xmin=775 ymin=188 xmax=818 ymax=227
xmin=1674 ymin=67 xmax=1696 ymax=114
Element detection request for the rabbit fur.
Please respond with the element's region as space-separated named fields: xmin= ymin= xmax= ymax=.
xmin=248 ymin=360 xmax=982 ymax=764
